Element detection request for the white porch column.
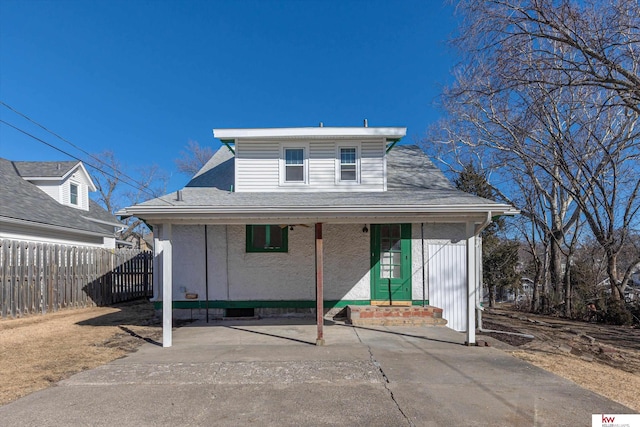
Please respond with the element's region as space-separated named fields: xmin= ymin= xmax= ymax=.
xmin=466 ymin=221 xmax=476 ymax=345
xmin=152 ymin=225 xmax=160 ymax=301
xmin=162 ymin=223 xmax=173 ymax=348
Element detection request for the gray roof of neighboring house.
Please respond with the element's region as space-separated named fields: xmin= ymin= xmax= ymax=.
xmin=129 ymin=145 xmax=508 ymax=211
xmin=0 ymin=158 xmax=120 ymax=236
xmin=13 ymin=160 xmax=79 ymax=178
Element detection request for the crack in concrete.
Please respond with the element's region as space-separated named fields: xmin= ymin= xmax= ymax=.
xmin=353 ymin=327 xmax=414 ymax=427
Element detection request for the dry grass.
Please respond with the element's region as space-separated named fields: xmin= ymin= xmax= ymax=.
xmin=511 ymin=351 xmax=640 ymax=412
xmin=0 ymin=301 xmax=161 ymax=405
xmin=481 ymin=307 xmax=640 ymax=412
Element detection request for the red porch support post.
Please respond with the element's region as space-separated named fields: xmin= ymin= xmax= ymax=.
xmin=315 ymin=223 xmax=325 ymax=346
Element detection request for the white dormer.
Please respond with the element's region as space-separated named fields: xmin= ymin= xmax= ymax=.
xmin=213 ymin=126 xmax=406 ymax=193
xmin=14 ymin=161 xmax=97 ymax=211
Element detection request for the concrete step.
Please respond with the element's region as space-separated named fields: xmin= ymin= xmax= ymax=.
xmin=346 ymin=305 xmax=447 ymax=327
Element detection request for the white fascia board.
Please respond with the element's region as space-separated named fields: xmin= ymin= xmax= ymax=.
xmin=24 ymin=162 xmax=98 ymax=192
xmin=83 ymin=216 xmax=126 ymax=230
xmin=0 ymin=216 xmax=113 ymax=238
xmin=121 ymin=204 xmax=519 ymax=218
xmin=213 ymin=127 xmax=407 ymax=140
xmin=73 ymin=162 xmax=98 ymax=192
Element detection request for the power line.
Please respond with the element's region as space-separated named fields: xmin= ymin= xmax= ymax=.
xmin=0 ymin=119 xmax=174 ymax=206
xmin=0 ymin=101 xmax=170 ymax=203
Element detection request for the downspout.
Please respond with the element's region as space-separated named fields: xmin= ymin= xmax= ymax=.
xmin=421 ymin=222 xmax=426 ymax=308
xmin=205 ymin=225 xmax=209 ymax=323
xmin=474 ymin=212 xmax=492 ymax=332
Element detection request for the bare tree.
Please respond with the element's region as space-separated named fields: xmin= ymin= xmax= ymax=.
xmin=89 ymin=151 xmax=168 ymax=242
xmin=92 ymin=151 xmax=121 ymax=214
xmin=429 ymin=0 xmax=640 ymax=315
xmin=175 ymin=140 xmax=214 ymax=176
xmin=453 ymin=0 xmax=640 ymax=115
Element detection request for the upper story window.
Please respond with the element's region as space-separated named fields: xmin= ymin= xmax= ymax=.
xmin=340 ymin=148 xmax=357 ymax=181
xmin=336 ymin=145 xmax=360 ymax=184
xmin=285 ymin=148 xmax=304 ymax=181
xmin=70 ymin=183 xmax=79 ymax=205
xmin=280 ymin=143 xmax=308 ymax=186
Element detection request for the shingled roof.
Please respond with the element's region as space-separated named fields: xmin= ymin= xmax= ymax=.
xmin=121 ymin=145 xmax=516 ymax=222
xmin=0 ymin=158 xmax=120 ymax=236
xmin=12 ymin=160 xmax=79 ymax=178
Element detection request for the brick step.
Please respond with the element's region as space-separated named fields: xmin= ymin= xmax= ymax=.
xmin=346 ymin=305 xmax=447 ymax=327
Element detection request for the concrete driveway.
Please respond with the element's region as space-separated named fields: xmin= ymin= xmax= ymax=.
xmin=0 ymin=319 xmax=632 ymax=426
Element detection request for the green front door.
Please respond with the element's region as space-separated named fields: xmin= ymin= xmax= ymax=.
xmin=370 ymin=224 xmax=412 ymax=303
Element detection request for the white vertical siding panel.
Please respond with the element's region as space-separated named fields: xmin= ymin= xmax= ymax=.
xmin=428 ymin=243 xmax=467 ymax=331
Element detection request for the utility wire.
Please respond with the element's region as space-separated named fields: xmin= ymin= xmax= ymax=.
xmin=0 ymin=119 xmax=174 ymax=206
xmin=0 ymin=101 xmax=171 ymax=203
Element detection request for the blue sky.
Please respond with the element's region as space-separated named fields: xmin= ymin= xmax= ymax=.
xmin=0 ymin=0 xmax=459 ymax=195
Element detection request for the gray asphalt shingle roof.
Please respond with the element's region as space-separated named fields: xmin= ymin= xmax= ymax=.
xmin=132 ymin=145 xmax=503 ymax=209
xmin=12 ymin=160 xmax=78 ymax=178
xmin=0 ymin=158 xmax=119 ymax=236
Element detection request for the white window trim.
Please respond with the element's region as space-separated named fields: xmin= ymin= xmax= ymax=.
xmin=335 ymin=143 xmax=361 ymax=185
xmin=69 ymin=181 xmax=80 ymax=206
xmin=279 ymin=142 xmax=309 ymax=186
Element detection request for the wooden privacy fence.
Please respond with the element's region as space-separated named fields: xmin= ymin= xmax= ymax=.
xmin=0 ymin=239 xmax=153 ymax=319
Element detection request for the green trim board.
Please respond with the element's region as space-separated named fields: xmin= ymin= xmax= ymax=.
xmin=370 ymin=224 xmax=412 ymax=302
xmin=153 ymin=299 xmax=430 ymax=310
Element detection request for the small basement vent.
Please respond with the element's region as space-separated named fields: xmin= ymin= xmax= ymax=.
xmin=225 ymin=308 xmax=255 ymax=318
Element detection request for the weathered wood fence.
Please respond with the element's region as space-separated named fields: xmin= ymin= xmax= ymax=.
xmin=0 ymin=239 xmax=153 ymax=319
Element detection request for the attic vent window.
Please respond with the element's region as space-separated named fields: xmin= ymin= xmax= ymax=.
xmin=70 ymin=183 xmax=78 ymax=205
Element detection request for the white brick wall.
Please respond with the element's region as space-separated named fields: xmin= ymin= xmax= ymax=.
xmin=169 ymin=222 xmax=469 ymax=332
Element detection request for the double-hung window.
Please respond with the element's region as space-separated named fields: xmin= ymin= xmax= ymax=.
xmin=336 ymin=145 xmax=359 ymax=184
xmin=246 ymin=225 xmax=288 ymax=252
xmin=340 ymin=148 xmax=357 ymax=181
xmin=285 ymin=148 xmax=305 ymax=182
xmin=280 ymin=144 xmax=308 ymax=185
xmin=70 ymin=183 xmax=79 ymax=205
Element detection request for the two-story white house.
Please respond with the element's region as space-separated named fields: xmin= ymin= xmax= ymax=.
xmin=119 ymin=126 xmax=518 ymax=347
xmin=0 ymin=158 xmax=123 ymax=248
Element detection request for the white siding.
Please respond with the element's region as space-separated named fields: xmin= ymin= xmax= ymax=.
xmin=235 ymin=139 xmax=385 ymax=192
xmin=309 ymin=141 xmax=335 ymax=189
xmin=31 ymin=180 xmax=62 ymax=203
xmin=360 ymin=140 xmax=385 ymax=187
xmin=426 ymin=223 xmax=468 ymax=332
xmin=234 ymin=141 xmax=280 ymax=192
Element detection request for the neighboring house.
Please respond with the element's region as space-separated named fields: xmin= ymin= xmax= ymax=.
xmin=0 ymin=158 xmax=123 ymax=248
xmin=122 ymin=232 xmax=154 ymax=251
xmin=119 ymin=126 xmax=518 ymax=347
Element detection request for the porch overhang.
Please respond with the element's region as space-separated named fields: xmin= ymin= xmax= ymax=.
xmin=118 ymin=204 xmax=519 ymax=225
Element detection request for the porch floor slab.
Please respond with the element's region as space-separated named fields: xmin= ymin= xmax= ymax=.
xmin=0 ymin=318 xmax=632 ymax=426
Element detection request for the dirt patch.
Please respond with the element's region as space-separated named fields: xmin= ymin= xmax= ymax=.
xmin=479 ymin=306 xmax=640 ymax=411
xmin=0 ymin=300 xmax=163 ymax=405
